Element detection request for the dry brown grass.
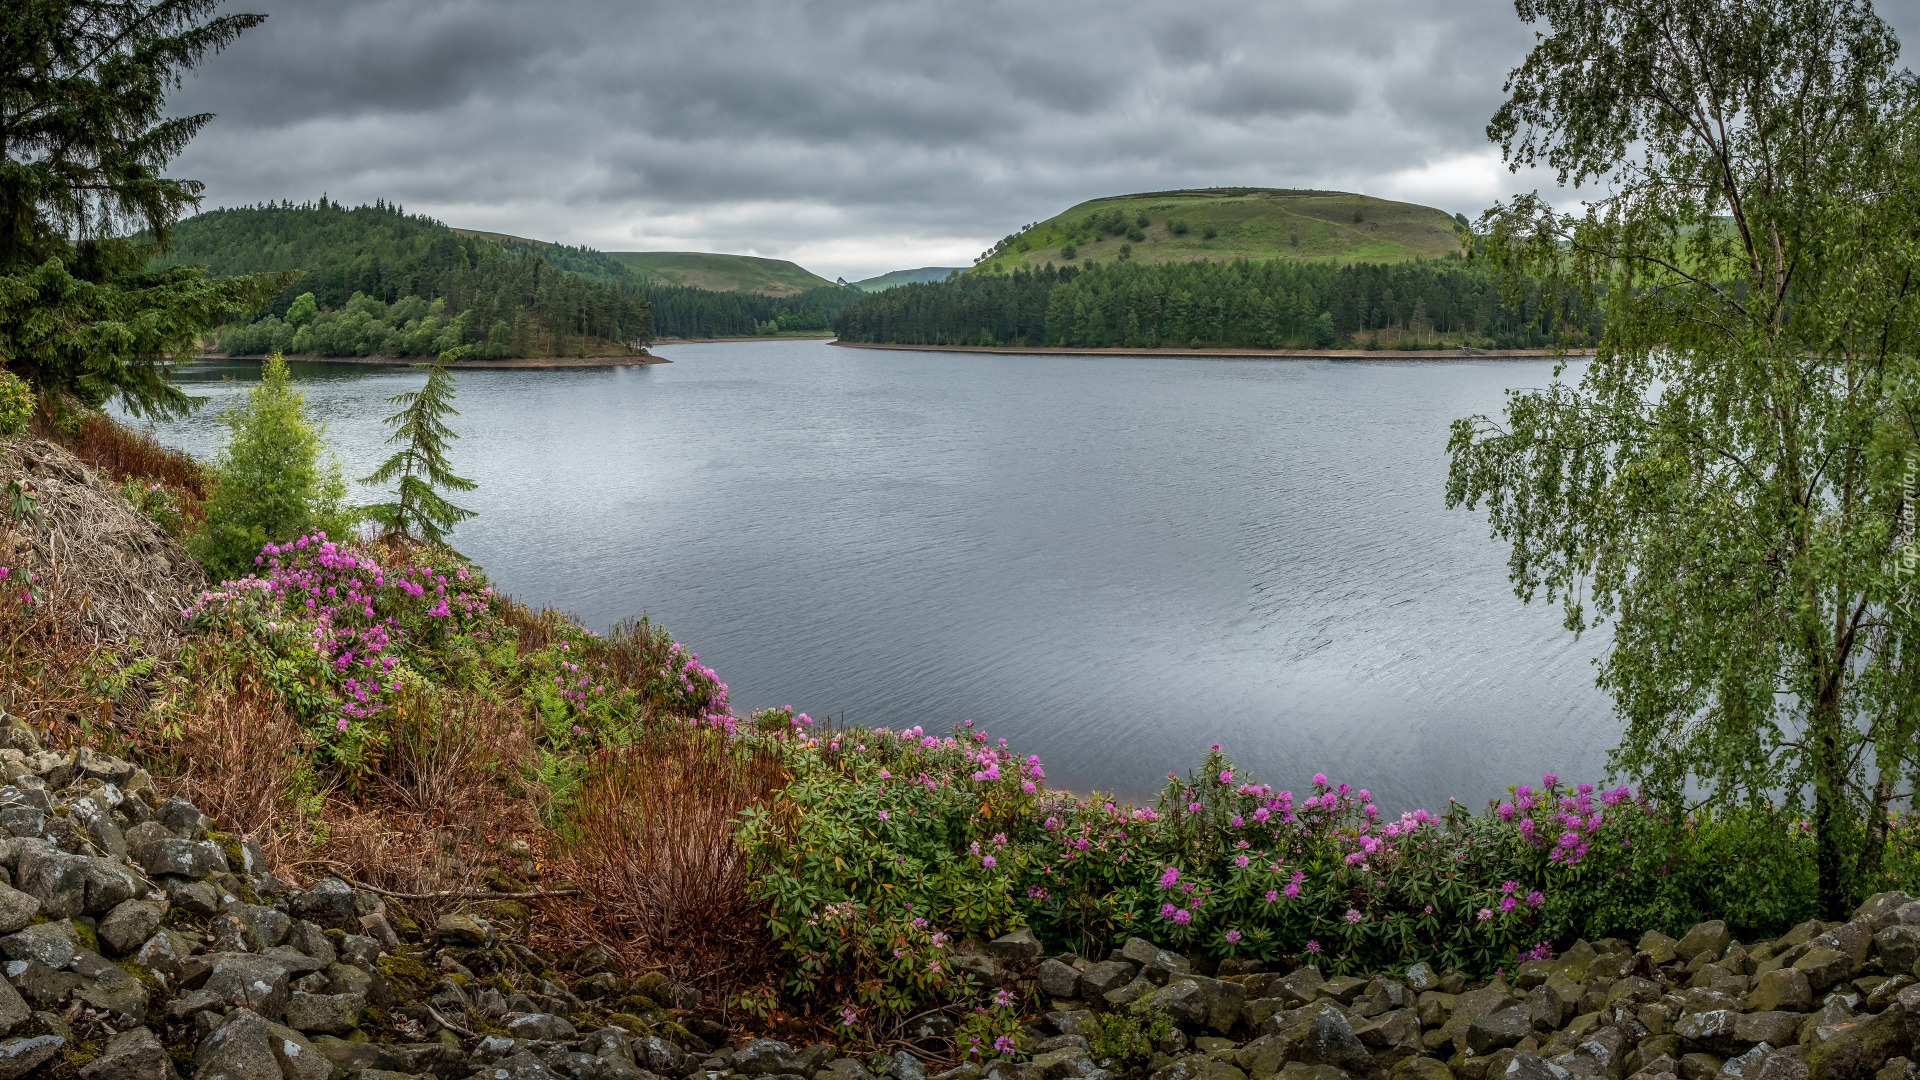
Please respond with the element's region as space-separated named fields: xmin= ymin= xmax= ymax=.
xmin=62 ymin=413 xmax=209 ymax=497
xmin=549 ymin=725 xmax=785 ymax=985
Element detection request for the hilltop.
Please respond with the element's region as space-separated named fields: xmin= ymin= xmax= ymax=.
xmin=606 ymin=251 xmax=834 ymax=296
xmin=851 ymin=266 xmax=963 ymax=292
xmin=971 ymin=187 xmax=1468 ymax=274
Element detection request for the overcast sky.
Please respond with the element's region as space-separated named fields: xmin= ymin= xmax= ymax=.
xmin=167 ymin=0 xmax=1920 ymax=282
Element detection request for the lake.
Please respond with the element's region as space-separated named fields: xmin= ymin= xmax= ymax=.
xmin=125 ymin=339 xmax=1614 ymax=809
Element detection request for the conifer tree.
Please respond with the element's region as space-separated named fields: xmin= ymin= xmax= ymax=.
xmin=360 ymin=352 xmax=475 ymax=544
xmin=0 ymin=0 xmax=289 ymax=419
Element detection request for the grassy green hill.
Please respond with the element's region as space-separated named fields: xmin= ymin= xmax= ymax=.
xmin=605 ymin=251 xmax=834 ymax=296
xmin=971 ymin=188 xmax=1467 ymax=274
xmin=852 ymin=267 xmax=964 ymax=292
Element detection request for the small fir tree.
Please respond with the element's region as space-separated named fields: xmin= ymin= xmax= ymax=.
xmin=191 ymin=353 xmax=351 ymax=578
xmin=361 ymin=352 xmax=475 ymax=544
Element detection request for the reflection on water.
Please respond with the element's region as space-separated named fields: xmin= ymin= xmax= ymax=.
xmin=125 ymin=339 xmax=1613 ymax=809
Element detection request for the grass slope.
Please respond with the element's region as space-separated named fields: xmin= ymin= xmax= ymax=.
xmin=606 ymin=251 xmax=835 ymax=296
xmin=973 ymin=188 xmax=1466 ymax=274
xmin=852 ymin=267 xmax=964 ymax=292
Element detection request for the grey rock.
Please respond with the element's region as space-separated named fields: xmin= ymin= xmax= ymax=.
xmin=335 ymin=933 xmax=381 ymax=969
xmin=507 ymin=1013 xmax=577 ymax=1042
xmin=1507 ymin=1055 xmax=1577 ymax=1080
xmin=1723 ymin=1046 xmax=1775 ymax=1080
xmin=358 ymin=912 xmax=401 ymax=949
xmin=225 ymin=902 xmax=291 ymax=950
xmin=1531 ymin=984 xmax=1576 ymax=1030
xmin=1301 ymin=1004 xmax=1380 ymax=1079
xmin=0 ymin=888 xmax=36 ymax=935
xmin=1081 ymin=961 xmax=1135 ymax=998
xmin=154 ymin=797 xmax=210 ymax=840
xmin=1794 ymin=949 xmax=1857 ymax=993
xmin=8 ymin=960 xmax=80 ymax=1006
xmin=1277 ymin=967 xmax=1328 ymax=1006
xmin=633 ymin=1036 xmax=683 ymax=1074
xmin=1 ymin=919 xmax=75 ymax=968
xmin=0 ymin=977 xmax=25 ymax=1037
xmin=1106 ymin=975 xmax=1155 ymax=1008
xmin=473 ymin=1051 xmax=566 ymax=1080
xmin=1677 ymin=922 xmax=1732 ymax=962
xmin=97 ymin=899 xmax=162 ymax=955
xmin=438 ymin=913 xmax=493 ymax=947
xmin=161 ymin=877 xmax=219 ymax=915
xmin=131 ymin=928 xmax=195 ymax=978
xmin=1352 ymin=1008 xmax=1421 ymax=1056
xmin=1736 ymin=1013 xmax=1804 ymax=1049
xmin=1874 ymin=927 xmax=1920 ymax=976
xmin=1747 ymin=970 xmax=1814 ymax=1013
xmin=284 ymin=991 xmax=364 ymax=1034
xmin=1853 ymin=893 xmax=1916 ymax=934
xmin=71 ymin=949 xmax=150 ymax=1015
xmin=202 ymin=953 xmax=297 ymax=1018
xmin=1469 ymin=1006 xmax=1535 ymax=1054
xmin=735 ymin=1040 xmax=804 ymax=1077
xmin=130 ymin=836 xmax=226 ymax=880
xmin=1554 ymin=1026 xmax=1627 ymax=1080
xmin=0 ymin=1035 xmax=62 ymax=1080
xmin=1041 ymin=958 xmax=1082 ymax=999
xmin=891 ymin=1051 xmax=930 ymax=1080
xmin=0 ymin=809 xmax=43 ymax=841
xmin=1135 ymin=978 xmax=1208 ymax=1025
xmin=1754 ymin=1057 xmax=1810 ymax=1080
xmin=1406 ymin=963 xmax=1439 ymax=993
xmin=196 ymin=1009 xmax=331 ymax=1080
xmin=989 ymin=927 xmax=1042 ymax=961
xmin=288 ymin=877 xmax=355 ymax=924
xmin=1031 ymin=1048 xmax=1095 ymax=1080
xmin=1046 ymin=1010 xmax=1098 ymax=1038
xmin=77 ymin=1025 xmax=171 ymax=1080
xmin=285 ymin=921 xmax=334 ymax=965
xmin=14 ymin=843 xmax=138 ymax=916
xmin=164 ymin=988 xmax=224 ymax=1021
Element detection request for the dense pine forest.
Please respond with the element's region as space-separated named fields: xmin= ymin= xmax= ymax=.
xmin=163 ymin=201 xmax=861 ymax=355
xmin=833 ymin=256 xmax=1598 ymax=350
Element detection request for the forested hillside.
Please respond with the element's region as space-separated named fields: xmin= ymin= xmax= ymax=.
xmin=163 ymin=200 xmax=861 ymax=353
xmin=835 ymin=255 xmax=1597 ymax=350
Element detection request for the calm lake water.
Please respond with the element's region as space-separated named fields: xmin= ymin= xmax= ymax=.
xmin=124 ymin=339 xmax=1615 ymax=809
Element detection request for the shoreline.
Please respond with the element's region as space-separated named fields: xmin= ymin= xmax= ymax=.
xmin=652 ymin=334 xmax=835 ymax=344
xmin=830 ymin=340 xmax=1594 ymax=360
xmin=207 ymin=351 xmax=669 ymax=368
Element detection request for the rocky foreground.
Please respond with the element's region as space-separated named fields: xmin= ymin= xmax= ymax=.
xmin=0 ymin=712 xmax=1917 ymax=1080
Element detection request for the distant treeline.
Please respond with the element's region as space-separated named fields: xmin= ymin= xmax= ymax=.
xmin=163 ymin=201 xmax=860 ymax=355
xmin=833 ymin=256 xmax=1598 ymax=350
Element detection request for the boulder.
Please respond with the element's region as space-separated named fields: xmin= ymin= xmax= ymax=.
xmin=1300 ymin=1004 xmax=1381 ymax=1080
xmin=1237 ymin=1035 xmax=1292 ymax=1080
xmin=1136 ymin=979 xmax=1208 ymax=1026
xmin=1470 ymin=1006 xmax=1535 ymax=1054
xmin=1530 ymin=985 xmax=1576 ymax=1031
xmin=71 ymin=950 xmax=150 ymax=1015
xmin=1407 ymin=965 xmax=1440 ymax=993
xmin=1081 ymin=961 xmax=1135 ymax=999
xmin=97 ymin=899 xmax=162 ymax=955
xmin=1556 ymin=1026 xmax=1629 ymax=1080
xmin=226 ymin=903 xmax=292 ymax=950
xmin=283 ymin=991 xmax=364 ymax=1035
xmin=506 ymin=1013 xmax=576 ymax=1041
xmin=77 ymin=1026 xmax=171 ymax=1080
xmin=1352 ymin=1009 xmax=1421 ymax=1059
xmin=288 ymin=877 xmax=355 ymax=924
xmin=0 ymin=978 xmax=25 ymax=1037
xmin=1748 ymin=970 xmax=1815 ymax=1013
xmin=1795 ymin=950 xmax=1859 ymax=993
xmin=1277 ymin=967 xmax=1328 ymax=1006
xmin=1030 ymin=1047 xmax=1095 ymax=1079
xmin=0 ymin=919 xmax=75 ymax=968
xmin=1677 ymin=923 xmax=1732 ymax=963
xmin=1641 ymin=933 xmax=1681 ymax=965
xmin=196 ymin=1008 xmax=331 ymax=1080
xmin=1041 ymin=959 xmax=1082 ymax=999
xmin=1853 ymin=894 xmax=1916 ymax=934
xmin=1755 ymin=1056 xmax=1812 ymax=1080
xmin=1735 ymin=1013 xmax=1805 ymax=1049
xmin=0 ymin=888 xmax=36 ymax=935
xmin=736 ymin=1040 xmax=807 ymax=1077
xmin=1507 ymin=1055 xmax=1577 ymax=1080
xmin=128 ymin=837 xmax=227 ymax=880
xmin=476 ymin=1052 xmax=566 ymax=1080
xmin=14 ymin=844 xmax=138 ymax=916
xmin=1805 ymin=1006 xmax=1908 ymax=1080
xmin=436 ymin=912 xmax=492 ymax=947
xmin=155 ymin=797 xmax=211 ymax=840
xmin=0 ymin=1035 xmax=63 ymax=1080
xmin=1874 ymin=928 xmax=1920 ymax=977
xmin=200 ymin=953 xmax=298 ymax=1018
xmin=989 ymin=927 xmax=1042 ymax=961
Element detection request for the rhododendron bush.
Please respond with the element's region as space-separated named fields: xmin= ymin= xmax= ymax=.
xmin=177 ymin=533 xmax=729 ymax=779
xmin=738 ymin=719 xmax=1826 ymax=1006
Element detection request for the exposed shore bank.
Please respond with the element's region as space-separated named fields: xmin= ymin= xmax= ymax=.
xmin=211 ymin=351 xmax=670 ymax=368
xmin=830 ymin=341 xmax=1594 ymax=360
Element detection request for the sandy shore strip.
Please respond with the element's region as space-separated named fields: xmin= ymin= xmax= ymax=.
xmin=212 ymin=352 xmax=669 ymax=368
xmin=652 ymin=334 xmax=835 ymax=344
xmin=829 ymin=340 xmax=1593 ymax=360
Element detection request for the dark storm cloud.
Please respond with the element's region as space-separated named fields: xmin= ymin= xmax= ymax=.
xmin=164 ymin=0 xmax=1920 ymax=280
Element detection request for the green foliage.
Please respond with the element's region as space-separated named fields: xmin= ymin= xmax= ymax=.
xmin=1451 ymin=0 xmax=1920 ymax=915
xmin=361 ymin=355 xmax=475 ymax=545
xmin=174 ymin=202 xmax=651 ymax=357
xmin=1169 ymin=221 xmax=1189 ymax=236
xmin=119 ymin=477 xmax=188 ymax=537
xmin=189 ymin=354 xmax=351 ymax=579
xmin=0 ymin=371 xmax=31 ymax=436
xmin=837 ymin=257 xmax=1587 ymax=351
xmin=1312 ymin=312 xmax=1336 ymax=348
xmin=1088 ymin=1008 xmax=1175 ymax=1068
xmin=1059 ymin=244 xmax=1077 ymax=261
xmin=0 ymin=0 xmax=288 ymax=418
